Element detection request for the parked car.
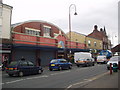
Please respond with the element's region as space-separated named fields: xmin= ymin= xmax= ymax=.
xmin=107 ymin=56 xmax=120 ymax=70
xmin=49 ymin=59 xmax=72 ymax=71
xmin=74 ymin=52 xmax=95 ymax=67
xmin=6 ymin=60 xmax=43 ymax=77
xmin=97 ymin=55 xmax=107 ymax=64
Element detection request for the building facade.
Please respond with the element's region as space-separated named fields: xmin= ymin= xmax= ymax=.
xmin=0 ymin=3 xmax=12 ymax=63
xmin=66 ymin=31 xmax=103 ymax=52
xmin=88 ymin=25 xmax=111 ymax=50
xmin=66 ymin=31 xmax=86 ymax=46
xmin=11 ymin=20 xmax=87 ymax=66
xmin=86 ymin=36 xmax=102 ymax=50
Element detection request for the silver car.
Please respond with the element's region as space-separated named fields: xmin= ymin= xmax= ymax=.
xmin=107 ymin=56 xmax=120 ymax=70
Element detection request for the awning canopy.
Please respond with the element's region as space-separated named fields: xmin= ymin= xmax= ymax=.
xmin=13 ymin=44 xmax=64 ymax=51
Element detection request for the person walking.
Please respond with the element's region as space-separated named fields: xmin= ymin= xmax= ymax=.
xmin=21 ymin=56 xmax=25 ymax=61
xmin=37 ymin=58 xmax=41 ymax=66
xmin=2 ymin=55 xmax=8 ymax=71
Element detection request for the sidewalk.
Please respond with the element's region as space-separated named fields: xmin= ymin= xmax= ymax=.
xmin=81 ymin=71 xmax=119 ymax=88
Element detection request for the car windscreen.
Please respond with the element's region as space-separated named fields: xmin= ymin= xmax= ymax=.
xmin=50 ymin=60 xmax=58 ymax=63
xmin=9 ymin=61 xmax=18 ymax=66
xmin=60 ymin=59 xmax=67 ymax=63
xmin=78 ymin=58 xmax=86 ymax=61
xmin=97 ymin=56 xmax=106 ymax=59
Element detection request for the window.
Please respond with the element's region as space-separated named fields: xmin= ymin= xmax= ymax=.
xmin=28 ymin=61 xmax=34 ymax=66
xmin=94 ymin=42 xmax=97 ymax=47
xmin=20 ymin=61 xmax=28 ymax=66
xmin=88 ymin=40 xmax=91 ymax=46
xmin=50 ymin=60 xmax=58 ymax=63
xmin=43 ymin=25 xmax=51 ymax=37
xmin=25 ymin=27 xmax=40 ymax=36
xmin=60 ymin=59 xmax=67 ymax=63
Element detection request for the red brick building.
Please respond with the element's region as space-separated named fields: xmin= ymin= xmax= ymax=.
xmin=10 ymin=20 xmax=87 ymax=66
xmin=88 ymin=25 xmax=111 ymax=50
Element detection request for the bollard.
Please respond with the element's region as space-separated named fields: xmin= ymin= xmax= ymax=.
xmin=112 ymin=63 xmax=118 ymax=72
xmin=110 ymin=63 xmax=112 ymax=75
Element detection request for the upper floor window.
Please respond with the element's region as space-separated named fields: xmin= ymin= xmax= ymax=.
xmin=88 ymin=40 xmax=91 ymax=46
xmin=94 ymin=42 xmax=97 ymax=47
xmin=25 ymin=27 xmax=40 ymax=36
xmin=43 ymin=25 xmax=51 ymax=37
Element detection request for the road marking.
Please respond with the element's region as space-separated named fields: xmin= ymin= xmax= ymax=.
xmin=26 ymin=75 xmax=48 ymax=80
xmin=3 ymin=75 xmax=49 ymax=85
xmin=0 ymin=83 xmax=4 ymax=85
xmin=66 ymin=71 xmax=109 ymax=89
xmin=5 ymin=79 xmax=25 ymax=84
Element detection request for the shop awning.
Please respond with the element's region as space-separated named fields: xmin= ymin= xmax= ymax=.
xmin=13 ymin=44 xmax=64 ymax=51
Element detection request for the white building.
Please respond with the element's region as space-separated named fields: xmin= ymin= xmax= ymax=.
xmin=0 ymin=3 xmax=12 ymax=39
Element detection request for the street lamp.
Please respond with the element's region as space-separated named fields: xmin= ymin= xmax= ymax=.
xmin=69 ymin=4 xmax=77 ymax=57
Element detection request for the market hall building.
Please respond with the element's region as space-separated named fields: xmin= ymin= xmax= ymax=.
xmin=11 ymin=20 xmax=86 ymax=66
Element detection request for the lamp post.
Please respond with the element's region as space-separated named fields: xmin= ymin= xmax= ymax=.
xmin=69 ymin=4 xmax=77 ymax=57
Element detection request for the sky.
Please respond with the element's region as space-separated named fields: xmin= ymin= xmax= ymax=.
xmin=3 ymin=0 xmax=119 ymax=46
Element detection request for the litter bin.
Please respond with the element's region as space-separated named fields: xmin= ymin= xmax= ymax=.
xmin=112 ymin=63 xmax=118 ymax=72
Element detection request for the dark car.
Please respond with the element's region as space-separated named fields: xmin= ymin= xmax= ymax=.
xmin=6 ymin=60 xmax=43 ymax=77
xmin=49 ymin=59 xmax=72 ymax=71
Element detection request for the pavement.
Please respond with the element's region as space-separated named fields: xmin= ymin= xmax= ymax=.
xmin=82 ymin=71 xmax=118 ymax=88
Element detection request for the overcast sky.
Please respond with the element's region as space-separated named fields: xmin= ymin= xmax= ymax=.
xmin=3 ymin=0 xmax=119 ymax=46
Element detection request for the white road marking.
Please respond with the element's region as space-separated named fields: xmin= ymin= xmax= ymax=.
xmin=66 ymin=71 xmax=109 ymax=89
xmin=3 ymin=75 xmax=49 ymax=85
xmin=26 ymin=75 xmax=48 ymax=80
xmin=5 ymin=79 xmax=25 ymax=84
xmin=0 ymin=83 xmax=4 ymax=85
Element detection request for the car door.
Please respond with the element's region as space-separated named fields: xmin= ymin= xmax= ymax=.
xmin=61 ymin=59 xmax=68 ymax=69
xmin=59 ymin=59 xmax=65 ymax=69
xmin=27 ymin=61 xmax=36 ymax=74
xmin=19 ymin=61 xmax=29 ymax=75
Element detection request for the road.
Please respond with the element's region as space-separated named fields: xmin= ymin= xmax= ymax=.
xmin=1 ymin=64 xmax=116 ymax=88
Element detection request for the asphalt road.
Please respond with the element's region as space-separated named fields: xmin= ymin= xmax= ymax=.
xmin=1 ymin=64 xmax=111 ymax=88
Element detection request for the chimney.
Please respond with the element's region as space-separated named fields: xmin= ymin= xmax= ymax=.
xmin=100 ymin=28 xmax=103 ymax=32
xmin=94 ymin=25 xmax=98 ymax=30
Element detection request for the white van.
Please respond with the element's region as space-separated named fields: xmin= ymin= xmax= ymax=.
xmin=74 ymin=52 xmax=94 ymax=67
xmin=97 ymin=55 xmax=107 ymax=64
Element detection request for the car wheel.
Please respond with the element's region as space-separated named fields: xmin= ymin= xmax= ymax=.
xmin=19 ymin=71 xmax=24 ymax=77
xmin=77 ymin=65 xmax=80 ymax=67
xmin=69 ymin=65 xmax=72 ymax=69
xmin=92 ymin=63 xmax=95 ymax=66
xmin=8 ymin=74 xmax=13 ymax=77
xmin=58 ymin=66 xmax=62 ymax=71
xmin=38 ymin=70 xmax=42 ymax=74
xmin=49 ymin=68 xmax=52 ymax=71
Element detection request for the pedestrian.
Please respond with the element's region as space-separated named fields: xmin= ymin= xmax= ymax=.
xmin=2 ymin=56 xmax=8 ymax=71
xmin=37 ymin=58 xmax=41 ymax=66
xmin=21 ymin=56 xmax=25 ymax=61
